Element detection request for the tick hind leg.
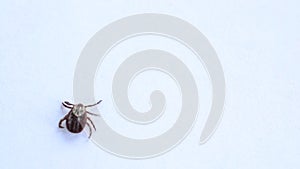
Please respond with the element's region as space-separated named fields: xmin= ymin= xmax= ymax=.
xmin=58 ymin=117 xmax=66 ymax=128
xmin=58 ymin=115 xmax=68 ymax=128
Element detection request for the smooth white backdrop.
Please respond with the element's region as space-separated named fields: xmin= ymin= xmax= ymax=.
xmin=0 ymin=0 xmax=299 ymax=169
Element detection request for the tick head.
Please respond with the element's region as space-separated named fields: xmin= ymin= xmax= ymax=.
xmin=72 ymin=104 xmax=86 ymax=117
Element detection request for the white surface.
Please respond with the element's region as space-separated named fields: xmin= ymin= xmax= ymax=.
xmin=0 ymin=0 xmax=299 ymax=169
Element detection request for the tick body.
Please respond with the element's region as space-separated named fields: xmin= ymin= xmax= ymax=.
xmin=59 ymin=100 xmax=102 ymax=138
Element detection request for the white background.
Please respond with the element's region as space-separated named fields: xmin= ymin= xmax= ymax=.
xmin=0 ymin=0 xmax=299 ymax=169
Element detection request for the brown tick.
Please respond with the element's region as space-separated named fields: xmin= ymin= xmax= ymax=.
xmin=58 ymin=100 xmax=102 ymax=138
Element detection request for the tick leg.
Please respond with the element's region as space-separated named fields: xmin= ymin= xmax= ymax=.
xmin=58 ymin=115 xmax=68 ymax=128
xmin=86 ymin=122 xmax=93 ymax=138
xmin=64 ymin=101 xmax=74 ymax=105
xmin=85 ymin=100 xmax=102 ymax=108
xmin=87 ymin=117 xmax=96 ymax=131
xmin=87 ymin=111 xmax=100 ymax=116
xmin=62 ymin=102 xmax=73 ymax=109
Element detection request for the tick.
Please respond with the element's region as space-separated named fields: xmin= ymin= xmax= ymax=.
xmin=58 ymin=100 xmax=102 ymax=138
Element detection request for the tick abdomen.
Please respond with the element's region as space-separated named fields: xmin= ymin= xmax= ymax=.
xmin=66 ymin=114 xmax=86 ymax=133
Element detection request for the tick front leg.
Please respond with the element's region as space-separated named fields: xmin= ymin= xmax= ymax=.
xmin=62 ymin=102 xmax=73 ymax=109
xmin=87 ymin=117 xmax=96 ymax=131
xmin=85 ymin=100 xmax=102 ymax=108
xmin=86 ymin=122 xmax=93 ymax=138
xmin=64 ymin=101 xmax=74 ymax=106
